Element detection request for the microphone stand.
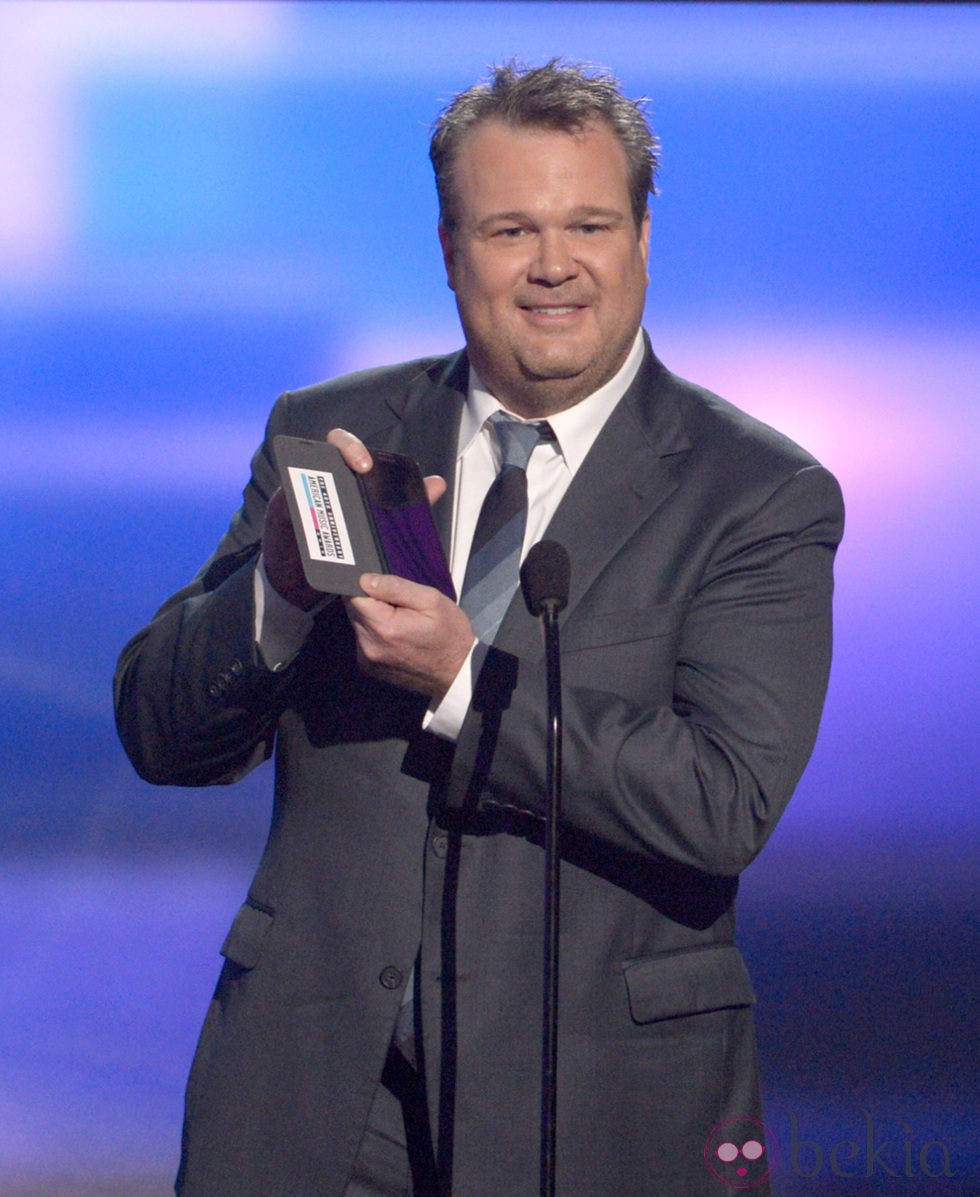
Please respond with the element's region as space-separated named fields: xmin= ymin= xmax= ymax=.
xmin=540 ymin=594 xmax=563 ymax=1197
xmin=520 ymin=540 xmax=570 ymax=1197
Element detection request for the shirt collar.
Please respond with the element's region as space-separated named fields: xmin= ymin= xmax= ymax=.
xmin=458 ymin=328 xmax=645 ymax=473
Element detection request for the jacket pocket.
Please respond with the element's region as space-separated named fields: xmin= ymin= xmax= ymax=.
xmin=220 ymin=899 xmax=274 ymax=970
xmin=623 ymin=944 xmax=756 ymax=1024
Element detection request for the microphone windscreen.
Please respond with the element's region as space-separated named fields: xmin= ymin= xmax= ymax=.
xmin=521 ymin=540 xmax=571 ymax=616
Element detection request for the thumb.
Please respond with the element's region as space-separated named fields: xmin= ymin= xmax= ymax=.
xmin=423 ymin=475 xmax=447 ymax=506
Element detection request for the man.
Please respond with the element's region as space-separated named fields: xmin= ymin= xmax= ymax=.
xmin=115 ymin=61 xmax=843 ymax=1196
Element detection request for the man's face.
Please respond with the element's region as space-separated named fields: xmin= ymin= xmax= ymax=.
xmin=439 ymin=119 xmax=650 ymax=418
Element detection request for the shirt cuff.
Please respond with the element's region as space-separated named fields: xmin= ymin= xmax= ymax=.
xmin=254 ymin=555 xmax=321 ymax=672
xmin=423 ymin=638 xmax=488 ymax=742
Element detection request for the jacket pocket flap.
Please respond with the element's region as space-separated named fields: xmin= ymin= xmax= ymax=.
xmin=220 ymin=901 xmax=273 ymax=969
xmin=623 ymin=944 xmax=756 ymax=1024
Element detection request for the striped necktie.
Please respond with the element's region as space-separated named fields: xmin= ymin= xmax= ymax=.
xmin=394 ymin=415 xmax=552 ymax=1070
xmin=460 ymin=411 xmax=554 ymax=642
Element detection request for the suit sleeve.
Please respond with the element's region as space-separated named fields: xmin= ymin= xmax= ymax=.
xmin=113 ymin=393 xmax=302 ymax=786
xmin=455 ymin=463 xmax=844 ymax=877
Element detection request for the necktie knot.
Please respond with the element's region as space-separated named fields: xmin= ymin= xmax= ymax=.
xmin=489 ymin=411 xmax=552 ymax=473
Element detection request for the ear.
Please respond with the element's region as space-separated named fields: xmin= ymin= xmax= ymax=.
xmin=638 ymin=210 xmax=651 ymax=276
xmin=438 ymin=222 xmax=457 ymax=291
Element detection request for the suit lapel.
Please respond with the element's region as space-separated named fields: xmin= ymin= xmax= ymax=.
xmin=375 ymin=352 xmax=467 ymax=558
xmin=494 ymin=346 xmax=691 ymax=660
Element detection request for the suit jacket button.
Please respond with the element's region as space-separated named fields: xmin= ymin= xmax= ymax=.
xmin=229 ymin=658 xmax=244 ymax=676
xmin=207 ymin=682 xmax=221 ymax=698
xmin=431 ymin=834 xmax=448 ymax=858
xmin=379 ymin=966 xmax=403 ymax=990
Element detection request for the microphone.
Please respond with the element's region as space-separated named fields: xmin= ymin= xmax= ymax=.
xmin=520 ymin=540 xmax=571 ymax=618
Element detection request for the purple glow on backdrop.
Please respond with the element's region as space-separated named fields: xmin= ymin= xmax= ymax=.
xmin=1 ymin=329 xmax=974 ymax=500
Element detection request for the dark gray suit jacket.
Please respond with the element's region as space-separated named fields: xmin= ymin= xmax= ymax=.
xmin=115 ymin=339 xmax=843 ymax=1196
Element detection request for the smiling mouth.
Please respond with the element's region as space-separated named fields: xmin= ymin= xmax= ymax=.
xmin=521 ymin=304 xmax=586 ymax=315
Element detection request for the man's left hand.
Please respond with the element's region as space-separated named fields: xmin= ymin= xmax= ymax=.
xmin=345 ymin=574 xmax=475 ymax=701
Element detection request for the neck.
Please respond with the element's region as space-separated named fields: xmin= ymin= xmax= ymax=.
xmin=478 ymin=365 xmax=622 ymax=420
xmin=468 ymin=330 xmax=644 ymax=419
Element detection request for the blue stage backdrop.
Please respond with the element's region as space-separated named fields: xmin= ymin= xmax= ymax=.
xmin=1 ymin=4 xmax=977 ymax=1194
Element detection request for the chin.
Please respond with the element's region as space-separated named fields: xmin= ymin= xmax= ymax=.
xmin=503 ymin=371 xmax=596 ymax=418
xmin=519 ymin=351 xmax=594 ymax=383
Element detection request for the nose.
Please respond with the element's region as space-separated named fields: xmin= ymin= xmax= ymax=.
xmin=528 ymin=230 xmax=578 ymax=286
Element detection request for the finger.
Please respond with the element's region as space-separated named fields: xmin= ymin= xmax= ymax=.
xmin=327 ymin=427 xmax=373 ymax=473
xmin=423 ymin=475 xmax=447 ymax=505
xmin=262 ymin=489 xmax=321 ymax=610
xmin=264 ymin=487 xmax=292 ymax=529
xmin=359 ymin=572 xmax=434 ymax=611
xmin=263 ymin=489 xmax=298 ymax=548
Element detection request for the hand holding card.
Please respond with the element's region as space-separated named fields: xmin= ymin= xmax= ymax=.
xmin=272 ymin=435 xmax=455 ymax=600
